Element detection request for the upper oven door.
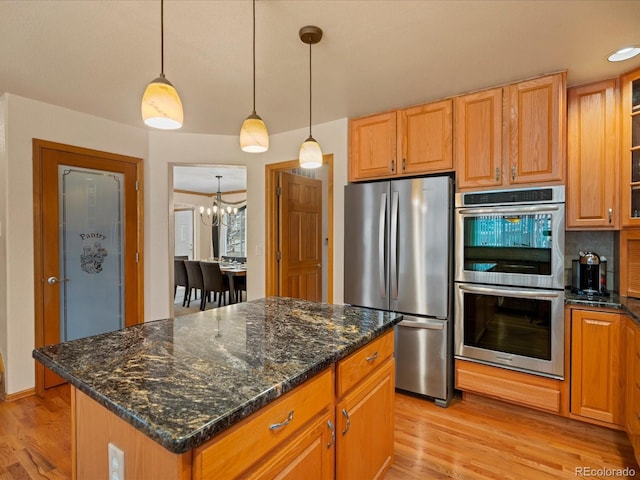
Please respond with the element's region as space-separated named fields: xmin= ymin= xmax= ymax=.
xmin=455 ymin=203 xmax=565 ymax=289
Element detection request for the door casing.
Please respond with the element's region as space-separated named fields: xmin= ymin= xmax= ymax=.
xmin=32 ymin=139 xmax=144 ymax=394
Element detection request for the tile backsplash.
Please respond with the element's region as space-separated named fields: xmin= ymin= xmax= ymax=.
xmin=564 ymin=231 xmax=617 ymax=291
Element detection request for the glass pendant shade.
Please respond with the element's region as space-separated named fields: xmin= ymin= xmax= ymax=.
xmin=240 ymin=112 xmax=269 ymax=152
xmin=141 ymin=74 xmax=184 ymax=130
xmin=299 ymin=136 xmax=323 ymax=169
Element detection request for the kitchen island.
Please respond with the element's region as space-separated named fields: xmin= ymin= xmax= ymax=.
xmin=33 ymin=297 xmax=402 ymax=479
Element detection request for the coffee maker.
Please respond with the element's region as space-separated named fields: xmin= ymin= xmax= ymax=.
xmin=571 ymin=251 xmax=608 ymax=296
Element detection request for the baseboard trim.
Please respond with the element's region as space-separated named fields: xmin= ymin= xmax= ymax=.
xmin=4 ymin=388 xmax=36 ymax=402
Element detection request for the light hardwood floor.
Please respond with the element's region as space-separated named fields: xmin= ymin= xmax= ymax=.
xmin=0 ymin=386 xmax=637 ymax=479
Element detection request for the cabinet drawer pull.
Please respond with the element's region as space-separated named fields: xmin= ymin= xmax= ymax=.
xmin=269 ymin=410 xmax=294 ymax=431
xmin=402 ymin=158 xmax=406 ymax=171
xmin=327 ymin=419 xmax=335 ymax=448
xmin=495 ymin=167 xmax=500 ymax=182
xmin=390 ymin=159 xmax=395 ymax=172
xmin=608 ymin=208 xmax=613 ymax=223
xmin=342 ymin=409 xmax=351 ymax=435
xmin=511 ymin=165 xmax=516 ymax=181
xmin=366 ymin=351 xmax=379 ymax=363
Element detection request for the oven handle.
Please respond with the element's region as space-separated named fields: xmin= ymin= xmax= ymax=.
xmin=457 ymin=205 xmax=561 ymax=215
xmin=458 ymin=284 xmax=562 ymax=299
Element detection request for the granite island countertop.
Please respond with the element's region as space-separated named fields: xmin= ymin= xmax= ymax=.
xmin=33 ymin=297 xmax=402 ymax=454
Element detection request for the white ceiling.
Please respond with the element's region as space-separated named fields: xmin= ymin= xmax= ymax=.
xmin=2 ymin=0 xmax=640 ymax=137
xmin=173 ymin=165 xmax=247 ymax=194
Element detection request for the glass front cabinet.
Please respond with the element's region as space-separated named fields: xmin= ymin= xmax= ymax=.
xmin=622 ymin=67 xmax=640 ymax=226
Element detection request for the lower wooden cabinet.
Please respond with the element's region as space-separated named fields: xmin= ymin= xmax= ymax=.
xmin=570 ymin=309 xmax=624 ymax=426
xmin=625 ymin=317 xmax=640 ymax=465
xmin=245 ymin=412 xmax=335 ymax=480
xmin=336 ymin=359 xmax=395 ymax=480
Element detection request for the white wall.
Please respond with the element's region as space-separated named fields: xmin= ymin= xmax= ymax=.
xmin=147 ymin=119 xmax=348 ymax=321
xmin=2 ymin=94 xmax=148 ymax=395
xmin=0 ymin=95 xmax=7 ymax=383
xmin=0 ymin=91 xmax=348 ymax=395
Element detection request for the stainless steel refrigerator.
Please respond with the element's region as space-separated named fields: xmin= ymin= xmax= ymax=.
xmin=344 ymin=175 xmax=453 ymax=406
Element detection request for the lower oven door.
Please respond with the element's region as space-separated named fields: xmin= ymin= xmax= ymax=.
xmin=454 ymin=283 xmax=564 ymax=379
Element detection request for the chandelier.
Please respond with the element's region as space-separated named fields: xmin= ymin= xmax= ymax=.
xmin=199 ymin=176 xmax=239 ymax=227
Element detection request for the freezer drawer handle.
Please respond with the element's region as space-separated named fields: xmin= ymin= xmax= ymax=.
xmin=341 ymin=409 xmax=351 ymax=435
xmin=269 ymin=410 xmax=294 ymax=431
xmin=366 ymin=351 xmax=379 ymax=363
xmin=399 ymin=320 xmax=445 ymax=330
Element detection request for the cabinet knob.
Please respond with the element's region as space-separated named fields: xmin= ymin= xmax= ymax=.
xmin=495 ymin=167 xmax=500 ymax=182
xmin=390 ymin=159 xmax=395 ymax=172
xmin=402 ymin=158 xmax=406 ymax=171
xmin=608 ymin=208 xmax=613 ymax=224
xmin=511 ymin=165 xmax=516 ymax=181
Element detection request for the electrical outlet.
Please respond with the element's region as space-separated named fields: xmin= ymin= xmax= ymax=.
xmin=108 ymin=442 xmax=125 ymax=480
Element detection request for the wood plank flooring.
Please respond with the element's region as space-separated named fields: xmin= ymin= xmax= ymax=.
xmin=0 ymin=386 xmax=637 ymax=479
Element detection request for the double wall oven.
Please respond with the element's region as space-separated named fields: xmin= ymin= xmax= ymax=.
xmin=454 ymin=186 xmax=565 ymax=379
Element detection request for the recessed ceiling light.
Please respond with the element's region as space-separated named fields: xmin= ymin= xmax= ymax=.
xmin=607 ymin=46 xmax=640 ymax=62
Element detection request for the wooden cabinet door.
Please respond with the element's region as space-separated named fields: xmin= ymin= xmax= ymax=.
xmin=570 ymin=309 xmax=623 ymax=425
xmin=620 ymin=67 xmax=640 ymax=227
xmin=246 ymin=412 xmax=335 ymax=480
xmin=619 ymin=229 xmax=640 ymax=298
xmin=400 ymin=99 xmax=453 ymax=175
xmin=349 ymin=111 xmax=398 ymax=181
xmin=567 ymin=79 xmax=619 ymax=229
xmin=454 ymin=88 xmax=503 ymax=189
xmin=625 ymin=320 xmax=638 ymax=434
xmin=505 ymin=72 xmax=566 ymax=186
xmin=336 ymin=359 xmax=395 ymax=480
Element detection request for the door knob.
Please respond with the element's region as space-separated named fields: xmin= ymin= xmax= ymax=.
xmin=47 ymin=276 xmax=70 ymax=285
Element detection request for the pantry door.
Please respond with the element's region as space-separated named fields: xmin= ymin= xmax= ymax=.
xmin=33 ymin=139 xmax=144 ymax=391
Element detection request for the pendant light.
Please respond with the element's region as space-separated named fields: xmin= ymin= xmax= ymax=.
xmin=240 ymin=0 xmax=269 ymax=152
xmin=141 ymin=0 xmax=184 ymax=130
xmin=298 ymin=26 xmax=323 ymax=169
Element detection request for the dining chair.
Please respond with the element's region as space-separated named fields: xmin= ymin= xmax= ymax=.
xmin=234 ymin=274 xmax=246 ymax=303
xmin=184 ymin=260 xmax=205 ymax=308
xmin=174 ymin=259 xmax=189 ymax=306
xmin=200 ymin=261 xmax=231 ymax=309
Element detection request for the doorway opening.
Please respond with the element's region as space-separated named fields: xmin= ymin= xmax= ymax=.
xmin=169 ymin=165 xmax=247 ymax=315
xmin=265 ymin=155 xmax=333 ymax=303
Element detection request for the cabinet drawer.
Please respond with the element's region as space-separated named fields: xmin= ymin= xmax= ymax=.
xmin=337 ymin=330 xmax=394 ymax=397
xmin=193 ymin=368 xmax=334 ymax=480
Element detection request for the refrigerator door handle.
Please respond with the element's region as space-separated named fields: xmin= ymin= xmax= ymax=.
xmin=399 ymin=319 xmax=445 ymax=330
xmin=390 ymin=190 xmax=399 ymax=300
xmin=378 ymin=192 xmax=387 ymax=299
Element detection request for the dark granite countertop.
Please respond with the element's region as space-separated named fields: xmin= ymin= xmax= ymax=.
xmin=565 ymin=290 xmax=640 ymax=325
xmin=33 ymin=297 xmax=402 ymax=454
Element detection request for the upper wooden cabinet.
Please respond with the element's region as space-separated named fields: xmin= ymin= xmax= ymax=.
xmin=400 ymin=99 xmax=453 ymax=175
xmin=455 ymin=72 xmax=566 ymax=190
xmin=566 ymin=79 xmax=619 ymax=229
xmin=620 ymin=67 xmax=640 ymax=227
xmin=349 ymin=100 xmax=453 ymax=182
xmin=454 ymin=87 xmax=503 ymax=189
xmin=349 ymin=111 xmax=398 ymax=181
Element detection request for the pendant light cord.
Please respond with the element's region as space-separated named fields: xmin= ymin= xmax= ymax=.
xmin=252 ymin=0 xmax=256 ymax=113
xmin=160 ymin=0 xmax=165 ymax=75
xmin=309 ymin=41 xmax=312 ymax=137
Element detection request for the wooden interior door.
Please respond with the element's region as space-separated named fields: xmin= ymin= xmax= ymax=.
xmin=33 ymin=140 xmax=143 ymax=391
xmin=278 ymin=172 xmax=322 ymax=301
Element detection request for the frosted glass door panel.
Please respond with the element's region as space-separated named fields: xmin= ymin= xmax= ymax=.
xmin=59 ymin=167 xmax=124 ymax=341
